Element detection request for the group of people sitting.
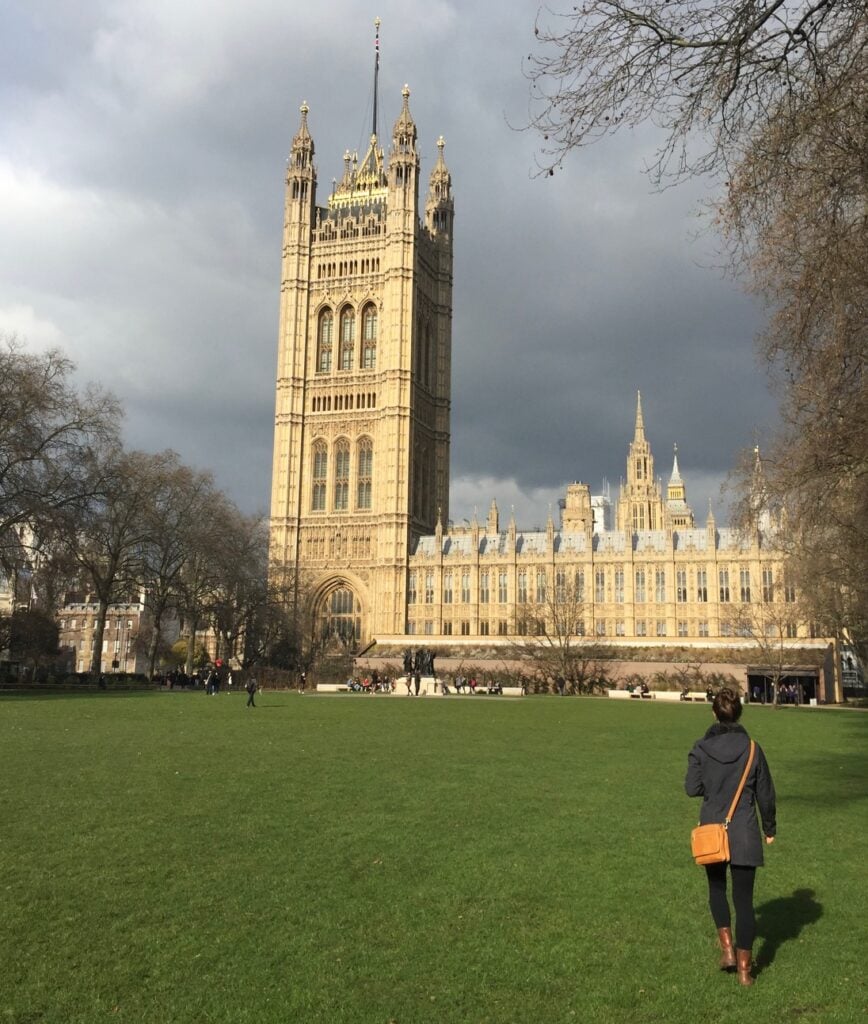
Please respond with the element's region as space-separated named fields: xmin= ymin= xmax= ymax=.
xmin=346 ymin=671 xmax=394 ymax=694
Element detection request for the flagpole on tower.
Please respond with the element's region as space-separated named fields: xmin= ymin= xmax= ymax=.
xmin=373 ymin=17 xmax=381 ymax=139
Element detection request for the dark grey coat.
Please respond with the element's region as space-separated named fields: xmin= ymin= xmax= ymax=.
xmin=685 ymin=723 xmax=777 ymax=867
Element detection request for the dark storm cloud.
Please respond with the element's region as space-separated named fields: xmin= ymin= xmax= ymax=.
xmin=0 ymin=0 xmax=776 ymax=527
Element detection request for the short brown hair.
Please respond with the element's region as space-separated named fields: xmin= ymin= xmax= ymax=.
xmin=713 ymin=687 xmax=743 ymax=723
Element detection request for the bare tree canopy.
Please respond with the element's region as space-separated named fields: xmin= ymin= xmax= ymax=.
xmin=527 ymin=0 xmax=866 ymax=181
xmin=529 ymin=2 xmax=867 ymax=649
xmin=0 ymin=338 xmax=119 ymax=572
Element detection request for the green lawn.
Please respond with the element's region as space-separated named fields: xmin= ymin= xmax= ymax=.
xmin=1 ymin=692 xmax=865 ymax=1024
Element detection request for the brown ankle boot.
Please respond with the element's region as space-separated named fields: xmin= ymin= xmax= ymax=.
xmin=736 ymin=948 xmax=754 ymax=986
xmin=717 ymin=927 xmax=736 ymax=970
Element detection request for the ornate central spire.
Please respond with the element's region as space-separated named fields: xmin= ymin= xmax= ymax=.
xmin=634 ymin=390 xmax=646 ymax=442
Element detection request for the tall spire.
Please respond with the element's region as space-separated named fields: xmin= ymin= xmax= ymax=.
xmin=670 ymin=443 xmax=682 ymax=485
xmin=372 ymin=17 xmax=381 ymax=139
xmin=634 ymin=390 xmax=645 ymax=441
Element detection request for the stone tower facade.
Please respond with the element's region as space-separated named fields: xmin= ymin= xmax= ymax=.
xmin=268 ymin=89 xmax=454 ymax=645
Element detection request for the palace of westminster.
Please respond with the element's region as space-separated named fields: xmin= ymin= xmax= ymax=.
xmin=266 ymin=75 xmax=832 ymax=682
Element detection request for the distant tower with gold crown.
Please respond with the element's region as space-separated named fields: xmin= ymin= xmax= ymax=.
xmin=268 ymin=19 xmax=454 ymax=645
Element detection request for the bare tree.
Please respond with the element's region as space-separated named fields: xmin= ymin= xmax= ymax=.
xmin=511 ymin=567 xmax=612 ymax=692
xmin=138 ymin=456 xmax=217 ymax=679
xmin=527 ymin=1 xmax=864 ymax=182
xmin=528 ymin=2 xmax=867 ymax=649
xmin=0 ymin=338 xmax=119 ymax=574
xmin=723 ymin=571 xmax=804 ymax=706
xmin=65 ymin=447 xmax=168 ymax=677
xmin=208 ymin=512 xmax=271 ymax=669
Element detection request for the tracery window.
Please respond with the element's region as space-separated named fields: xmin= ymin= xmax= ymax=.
xmin=614 ymin=567 xmax=625 ymax=603
xmin=480 ymin=571 xmax=490 ymax=604
xmin=311 ymin=441 xmax=327 ymax=511
xmin=361 ymin=305 xmax=377 ymax=369
xmin=319 ymin=587 xmax=360 ymax=645
xmin=655 ymin=569 xmax=666 ymax=603
xmin=762 ymin=567 xmax=774 ymax=602
xmin=740 ymin=568 xmax=751 ymax=603
xmin=333 ymin=439 xmax=350 ymax=510
xmin=635 ymin=569 xmax=647 ymax=603
xmin=339 ymin=308 xmax=355 ymax=370
xmin=536 ymin=569 xmax=547 ymax=604
xmin=356 ymin=438 xmax=372 ymax=510
xmin=443 ymin=572 xmax=453 ymax=604
xmin=518 ymin=570 xmax=528 ymax=604
xmin=461 ymin=571 xmax=471 ymax=604
xmin=317 ymin=309 xmax=333 ymax=373
xmin=719 ymin=569 xmax=731 ymax=603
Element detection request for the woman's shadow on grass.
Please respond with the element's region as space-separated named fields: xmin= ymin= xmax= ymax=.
xmin=754 ymin=888 xmax=822 ymax=974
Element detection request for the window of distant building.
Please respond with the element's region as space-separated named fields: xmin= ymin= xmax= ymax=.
xmin=536 ymin=569 xmax=547 ymax=604
xmin=339 ymin=307 xmax=355 ymax=370
xmin=719 ymin=569 xmax=731 ymax=603
xmin=333 ymin=439 xmax=350 ymax=510
xmin=361 ymin=304 xmax=377 ymax=369
xmin=356 ymin=438 xmax=372 ymax=510
xmin=676 ymin=569 xmax=688 ymax=603
xmin=635 ymin=569 xmax=646 ymax=604
xmin=312 ymin=441 xmax=327 ymax=511
xmin=317 ymin=309 xmax=333 ymax=373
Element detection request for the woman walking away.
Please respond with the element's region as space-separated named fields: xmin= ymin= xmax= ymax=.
xmin=685 ymin=687 xmax=776 ymax=986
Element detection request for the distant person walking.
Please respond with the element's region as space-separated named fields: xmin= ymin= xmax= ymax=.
xmin=245 ymin=676 xmax=257 ymax=708
xmin=685 ymin=687 xmax=777 ymax=986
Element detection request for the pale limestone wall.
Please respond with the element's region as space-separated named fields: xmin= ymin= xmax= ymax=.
xmin=268 ymin=94 xmax=453 ymax=641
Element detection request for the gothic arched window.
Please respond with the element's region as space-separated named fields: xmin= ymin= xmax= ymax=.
xmin=339 ymin=308 xmax=355 ymax=371
xmin=361 ymin=305 xmax=377 ymax=369
xmin=356 ymin=437 xmax=373 ymax=510
xmin=311 ymin=440 xmax=327 ymax=511
xmin=317 ymin=309 xmax=333 ymax=373
xmin=319 ymin=587 xmax=361 ymax=645
xmin=334 ymin=438 xmax=350 ymax=510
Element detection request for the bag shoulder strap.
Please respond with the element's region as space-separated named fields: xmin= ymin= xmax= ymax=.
xmin=725 ymin=740 xmax=755 ymax=825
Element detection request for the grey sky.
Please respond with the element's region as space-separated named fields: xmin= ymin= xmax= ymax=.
xmin=0 ymin=1 xmax=775 ymax=529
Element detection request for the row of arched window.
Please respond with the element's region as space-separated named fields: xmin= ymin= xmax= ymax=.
xmin=316 ymin=304 xmax=377 ymax=373
xmin=312 ymin=392 xmax=376 ymax=413
xmin=311 ymin=437 xmax=373 ymax=512
xmin=316 ymin=257 xmax=380 ymax=279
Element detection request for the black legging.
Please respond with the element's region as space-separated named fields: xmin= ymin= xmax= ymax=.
xmin=705 ymin=863 xmax=757 ymax=950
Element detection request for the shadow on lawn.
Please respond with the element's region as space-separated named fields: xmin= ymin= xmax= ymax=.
xmin=754 ymin=888 xmax=822 ymax=974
